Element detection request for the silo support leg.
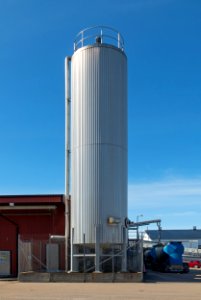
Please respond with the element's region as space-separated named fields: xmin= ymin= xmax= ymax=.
xmin=70 ymin=245 xmax=79 ymax=272
xmin=95 ymin=245 xmax=100 ymax=272
xmin=70 ymin=228 xmax=78 ymax=272
xmin=95 ymin=226 xmax=101 ymax=272
xmin=121 ymin=227 xmax=127 ymax=272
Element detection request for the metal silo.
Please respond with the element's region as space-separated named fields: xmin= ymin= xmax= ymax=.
xmin=66 ymin=26 xmax=128 ymax=272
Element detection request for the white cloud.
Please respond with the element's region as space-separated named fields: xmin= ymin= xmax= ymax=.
xmin=128 ymin=177 xmax=201 ymax=228
xmin=128 ymin=177 xmax=201 ymax=209
xmin=160 ymin=211 xmax=200 ymax=217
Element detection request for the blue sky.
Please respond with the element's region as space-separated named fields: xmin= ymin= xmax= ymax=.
xmin=0 ymin=0 xmax=201 ymax=230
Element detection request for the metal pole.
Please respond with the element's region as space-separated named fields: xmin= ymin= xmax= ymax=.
xmin=83 ymin=233 xmax=86 ymax=273
xmin=64 ymin=197 xmax=70 ymax=271
xmin=95 ymin=225 xmax=100 ymax=272
xmin=70 ymin=227 xmax=74 ymax=272
xmin=136 ymin=214 xmax=143 ymax=240
xmin=65 ymin=56 xmax=71 ymax=198
xmin=65 ymin=56 xmax=71 ymax=272
xmin=121 ymin=226 xmax=127 ymax=272
xmin=18 ymin=235 xmax=20 ymax=276
xmin=112 ymin=243 xmax=114 ymax=274
xmin=140 ymin=238 xmax=144 ymax=274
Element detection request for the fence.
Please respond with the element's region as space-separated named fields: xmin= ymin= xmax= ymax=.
xmin=18 ymin=235 xmax=65 ymax=273
xmin=127 ymin=239 xmax=144 ymax=272
xmin=18 ymin=235 xmax=143 ymax=274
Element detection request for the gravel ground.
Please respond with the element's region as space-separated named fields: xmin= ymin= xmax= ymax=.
xmin=0 ymin=281 xmax=201 ymax=300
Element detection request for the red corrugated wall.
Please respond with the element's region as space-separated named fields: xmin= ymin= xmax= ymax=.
xmin=0 ymin=216 xmax=17 ymax=276
xmin=0 ymin=201 xmax=65 ymax=276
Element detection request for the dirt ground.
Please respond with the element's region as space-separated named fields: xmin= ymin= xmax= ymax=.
xmin=0 ymin=281 xmax=201 ymax=300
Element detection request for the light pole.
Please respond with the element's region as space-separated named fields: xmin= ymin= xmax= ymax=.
xmin=136 ymin=214 xmax=143 ymax=240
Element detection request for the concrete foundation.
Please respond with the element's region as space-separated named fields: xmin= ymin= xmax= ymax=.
xmin=18 ymin=271 xmax=143 ymax=283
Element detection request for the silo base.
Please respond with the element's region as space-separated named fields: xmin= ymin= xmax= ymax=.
xmin=70 ymin=243 xmax=127 ymax=273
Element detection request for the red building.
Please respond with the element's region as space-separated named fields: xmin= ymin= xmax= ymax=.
xmin=0 ymin=195 xmax=65 ymax=277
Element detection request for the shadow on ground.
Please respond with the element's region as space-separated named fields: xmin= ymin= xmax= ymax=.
xmin=144 ymin=268 xmax=201 ymax=283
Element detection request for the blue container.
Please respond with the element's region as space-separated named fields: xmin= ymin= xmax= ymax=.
xmin=163 ymin=242 xmax=184 ymax=265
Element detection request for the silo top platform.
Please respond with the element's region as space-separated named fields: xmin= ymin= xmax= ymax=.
xmin=74 ymin=26 xmax=124 ymax=52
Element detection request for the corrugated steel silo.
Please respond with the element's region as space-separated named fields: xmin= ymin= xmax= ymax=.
xmin=66 ymin=26 xmax=128 ymax=272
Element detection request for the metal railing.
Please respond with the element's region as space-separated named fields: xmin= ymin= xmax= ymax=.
xmin=72 ymin=240 xmax=143 ymax=273
xmin=74 ymin=26 xmax=124 ymax=52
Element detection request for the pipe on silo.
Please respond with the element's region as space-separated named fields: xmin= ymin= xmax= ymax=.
xmin=65 ymin=56 xmax=71 ymax=198
xmin=64 ymin=196 xmax=70 ymax=271
xmin=65 ymin=56 xmax=71 ymax=271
